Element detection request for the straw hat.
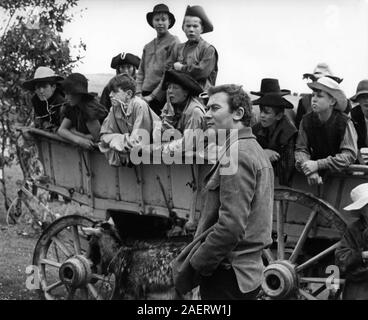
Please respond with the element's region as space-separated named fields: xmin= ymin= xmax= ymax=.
xmin=307 ymin=76 xmax=347 ymax=112
xmin=303 ymin=63 xmax=343 ymax=83
xmin=22 ymin=66 xmax=63 ymax=91
xmin=344 ymin=183 xmax=368 ymax=211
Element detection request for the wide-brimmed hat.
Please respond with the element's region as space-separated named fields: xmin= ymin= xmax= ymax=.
xmin=183 ymin=5 xmax=213 ymax=34
xmin=344 ymin=183 xmax=368 ymax=211
xmin=146 ymin=4 xmax=175 ymax=29
xmin=59 ymin=73 xmax=94 ymax=100
xmin=22 ymin=66 xmax=64 ymax=91
xmin=251 ymin=78 xmax=290 ymax=97
xmin=303 ymin=63 xmax=343 ymax=83
xmin=110 ymin=52 xmax=141 ymax=70
xmin=252 ymin=93 xmax=294 ymax=109
xmin=162 ymin=69 xmax=203 ymax=96
xmin=307 ymin=76 xmax=347 ymax=112
xmin=350 ymin=80 xmax=368 ymax=102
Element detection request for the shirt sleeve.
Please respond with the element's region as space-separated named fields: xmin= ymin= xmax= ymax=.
xmin=294 ymin=119 xmax=311 ymax=171
xmin=136 ymin=49 xmax=146 ymax=95
xmin=182 ymin=45 xmax=217 ymax=81
xmin=316 ymin=119 xmax=358 ymax=172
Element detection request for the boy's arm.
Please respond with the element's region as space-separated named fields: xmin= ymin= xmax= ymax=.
xmin=316 ymin=120 xmax=358 ymax=172
xmin=294 ymin=120 xmax=311 ymax=171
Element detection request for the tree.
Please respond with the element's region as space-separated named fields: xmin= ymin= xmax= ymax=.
xmin=0 ymin=0 xmax=86 ymax=210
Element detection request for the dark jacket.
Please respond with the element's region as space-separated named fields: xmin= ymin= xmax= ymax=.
xmin=31 ymin=89 xmax=66 ymax=131
xmin=351 ymin=105 xmax=367 ymax=149
xmin=173 ymin=127 xmax=274 ymax=294
xmin=100 ymin=85 xmax=112 ymax=111
xmin=335 ymin=217 xmax=368 ymax=300
xmin=252 ymin=115 xmax=297 ymax=186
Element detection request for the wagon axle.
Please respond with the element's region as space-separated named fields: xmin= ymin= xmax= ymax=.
xmin=59 ymin=255 xmax=93 ymax=288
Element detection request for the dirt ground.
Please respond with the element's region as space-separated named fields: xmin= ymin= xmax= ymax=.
xmin=0 ymin=164 xmax=92 ymax=300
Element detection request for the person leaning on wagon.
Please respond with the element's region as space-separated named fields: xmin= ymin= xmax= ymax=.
xmin=350 ymin=80 xmax=368 ymax=149
xmin=57 ymin=73 xmax=108 ymax=150
xmin=251 ymin=78 xmax=298 ymax=187
xmin=295 ymin=63 xmax=351 ymax=129
xmin=166 ymin=5 xmax=218 ymax=92
xmin=99 ymin=73 xmax=160 ymax=166
xmin=22 ymin=66 xmax=66 ymax=131
xmin=136 ymin=4 xmax=180 ymax=116
xmin=172 ymin=85 xmax=274 ymax=300
xmin=295 ymin=76 xmax=358 ymax=186
xmin=335 ymin=183 xmax=368 ymax=300
xmin=100 ymin=52 xmax=141 ymax=111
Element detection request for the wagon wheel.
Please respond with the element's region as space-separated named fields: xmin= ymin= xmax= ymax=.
xmin=261 ymin=187 xmax=348 ymax=300
xmin=33 ymin=215 xmax=118 ymax=300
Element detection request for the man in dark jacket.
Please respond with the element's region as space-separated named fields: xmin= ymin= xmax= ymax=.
xmin=350 ymin=80 xmax=368 ymax=149
xmin=173 ymin=84 xmax=274 ymax=300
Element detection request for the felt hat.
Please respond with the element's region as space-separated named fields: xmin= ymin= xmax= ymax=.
xmin=307 ymin=76 xmax=347 ymax=112
xmin=163 ymin=69 xmax=203 ymax=96
xmin=350 ymin=80 xmax=368 ymax=102
xmin=22 ymin=66 xmax=63 ymax=91
xmin=252 ymin=93 xmax=294 ymax=109
xmin=59 ymin=73 xmax=94 ymax=100
xmin=251 ymin=78 xmax=290 ymax=97
xmin=344 ymin=183 xmax=368 ymax=211
xmin=303 ymin=63 xmax=343 ymax=83
xmin=146 ymin=4 xmax=176 ymax=29
xmin=110 ymin=52 xmax=141 ymax=70
xmin=183 ymin=5 xmax=213 ymax=34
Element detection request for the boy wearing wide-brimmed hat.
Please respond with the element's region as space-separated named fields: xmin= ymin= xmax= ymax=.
xmin=58 ymin=73 xmax=107 ymax=149
xmin=136 ymin=4 xmax=179 ymax=116
xmin=251 ymin=79 xmax=298 ymax=186
xmin=335 ymin=183 xmax=368 ymax=300
xmin=295 ymin=63 xmax=350 ymax=128
xmin=166 ymin=5 xmax=218 ymax=91
xmin=100 ymin=52 xmax=141 ymax=111
xmin=295 ymin=76 xmax=358 ymax=186
xmin=350 ymin=80 xmax=368 ymax=149
xmin=22 ymin=66 xmax=65 ymax=131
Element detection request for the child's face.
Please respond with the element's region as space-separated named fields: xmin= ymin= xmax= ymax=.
xmin=357 ymin=94 xmax=368 ymax=119
xmin=259 ymin=106 xmax=283 ymax=128
xmin=117 ymin=64 xmax=135 ymax=77
xmin=65 ymin=93 xmax=82 ymax=106
xmin=311 ymin=90 xmax=335 ymax=114
xmin=35 ymin=83 xmax=56 ymax=101
xmin=183 ymin=16 xmax=203 ymax=42
xmin=109 ymin=87 xmax=132 ymax=107
xmin=167 ymin=83 xmax=189 ymax=106
xmin=152 ymin=13 xmax=170 ymax=36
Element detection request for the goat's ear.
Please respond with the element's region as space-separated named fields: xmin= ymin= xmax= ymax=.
xmin=82 ymin=227 xmax=102 ymax=236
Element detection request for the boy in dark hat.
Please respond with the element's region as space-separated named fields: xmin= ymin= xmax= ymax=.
xmin=136 ymin=4 xmax=179 ymax=116
xmin=58 ymin=73 xmax=108 ymax=149
xmin=295 ymin=76 xmax=358 ymax=186
xmin=350 ymin=80 xmax=368 ymax=149
xmin=22 ymin=66 xmax=65 ymax=131
xmin=100 ymin=52 xmax=141 ymax=111
xmin=167 ymin=5 xmax=218 ymax=91
xmin=251 ymin=79 xmax=297 ymax=186
xmin=99 ymin=74 xmax=160 ymax=166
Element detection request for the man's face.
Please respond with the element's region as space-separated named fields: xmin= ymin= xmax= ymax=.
xmin=311 ymin=90 xmax=335 ymax=114
xmin=357 ymin=94 xmax=368 ymax=119
xmin=117 ymin=64 xmax=135 ymax=77
xmin=259 ymin=106 xmax=282 ymax=128
xmin=65 ymin=93 xmax=82 ymax=106
xmin=152 ymin=13 xmax=170 ymax=36
xmin=167 ymin=83 xmax=189 ymax=106
xmin=183 ymin=16 xmax=203 ymax=42
xmin=205 ymin=92 xmax=235 ymax=131
xmin=35 ymin=83 xmax=56 ymax=101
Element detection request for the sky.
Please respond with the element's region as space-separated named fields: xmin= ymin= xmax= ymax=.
xmin=62 ymin=0 xmax=368 ymax=96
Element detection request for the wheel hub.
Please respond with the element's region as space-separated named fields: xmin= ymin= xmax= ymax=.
xmin=262 ymin=260 xmax=298 ymax=299
xmin=59 ymin=255 xmax=92 ymax=288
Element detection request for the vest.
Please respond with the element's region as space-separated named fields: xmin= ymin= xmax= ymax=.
xmin=302 ymin=110 xmax=348 ymax=160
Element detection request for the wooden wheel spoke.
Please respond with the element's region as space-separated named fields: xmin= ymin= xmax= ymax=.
xmin=51 ymin=236 xmax=73 ymax=258
xmin=289 ymin=208 xmax=318 ymax=263
xmin=263 ymin=248 xmax=274 ymax=263
xmin=295 ymin=242 xmax=341 ymax=272
xmin=45 ymin=281 xmax=63 ymax=292
xmin=71 ymin=225 xmax=82 ymax=255
xmin=275 ymin=200 xmax=285 ymax=260
xmin=92 ymin=273 xmax=112 ymax=282
xmin=40 ymin=258 xmax=62 ymax=268
xmin=298 ymin=289 xmax=318 ymax=300
xmin=87 ymin=283 xmax=103 ymax=300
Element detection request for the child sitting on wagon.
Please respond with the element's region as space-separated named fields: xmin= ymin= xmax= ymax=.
xmin=99 ymin=73 xmax=160 ymax=166
xmin=252 ymin=78 xmax=298 ymax=186
xmin=335 ymin=183 xmax=368 ymax=300
xmin=295 ymin=76 xmax=358 ymax=186
xmin=57 ymin=73 xmax=108 ymax=150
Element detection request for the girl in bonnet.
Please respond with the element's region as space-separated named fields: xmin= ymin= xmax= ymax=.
xmin=335 ymin=183 xmax=368 ymax=300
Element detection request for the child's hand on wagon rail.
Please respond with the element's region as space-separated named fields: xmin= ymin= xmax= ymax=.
xmin=76 ymin=137 xmax=95 ymax=150
xmin=264 ymin=149 xmax=280 ymax=162
xmin=301 ymin=160 xmax=319 ymax=176
xmin=306 ymin=172 xmax=323 ymax=186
